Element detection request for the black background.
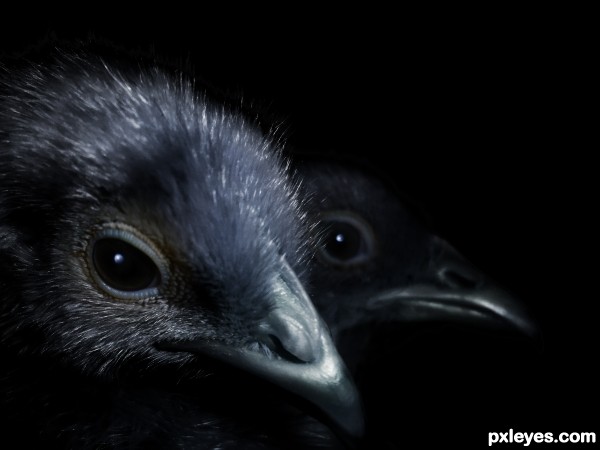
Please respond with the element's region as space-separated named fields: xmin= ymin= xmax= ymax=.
xmin=1 ymin=14 xmax=595 ymax=449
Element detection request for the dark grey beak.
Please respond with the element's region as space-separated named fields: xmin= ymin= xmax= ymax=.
xmin=159 ymin=258 xmax=364 ymax=445
xmin=366 ymin=236 xmax=538 ymax=338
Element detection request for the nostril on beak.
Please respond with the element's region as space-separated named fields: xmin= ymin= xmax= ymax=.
xmin=438 ymin=267 xmax=481 ymax=290
xmin=256 ymin=309 xmax=319 ymax=364
xmin=263 ymin=334 xmax=307 ymax=364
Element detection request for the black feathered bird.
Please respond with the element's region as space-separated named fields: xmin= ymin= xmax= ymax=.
xmin=296 ymin=158 xmax=537 ymax=369
xmin=295 ymin=158 xmax=540 ymax=448
xmin=0 ymin=54 xmax=363 ymax=449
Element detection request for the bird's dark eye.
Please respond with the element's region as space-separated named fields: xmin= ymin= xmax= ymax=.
xmin=94 ymin=238 xmax=159 ymax=291
xmin=88 ymin=226 xmax=166 ymax=300
xmin=318 ymin=211 xmax=376 ymax=267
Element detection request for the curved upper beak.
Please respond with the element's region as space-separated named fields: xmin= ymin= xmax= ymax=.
xmin=158 ymin=258 xmax=364 ymax=447
xmin=365 ymin=236 xmax=539 ymax=339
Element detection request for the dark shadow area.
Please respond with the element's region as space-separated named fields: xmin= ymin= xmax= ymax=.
xmin=1 ymin=19 xmax=594 ymax=449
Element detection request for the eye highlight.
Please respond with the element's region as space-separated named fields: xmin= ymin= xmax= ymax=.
xmin=317 ymin=211 xmax=376 ymax=267
xmin=87 ymin=226 xmax=167 ymax=301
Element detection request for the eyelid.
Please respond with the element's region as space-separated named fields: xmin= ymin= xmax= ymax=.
xmin=86 ymin=224 xmax=169 ymax=301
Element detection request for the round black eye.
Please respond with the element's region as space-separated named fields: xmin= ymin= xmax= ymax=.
xmin=93 ymin=238 xmax=159 ymax=292
xmin=88 ymin=226 xmax=166 ymax=300
xmin=323 ymin=222 xmax=362 ymax=261
xmin=318 ymin=212 xmax=376 ymax=267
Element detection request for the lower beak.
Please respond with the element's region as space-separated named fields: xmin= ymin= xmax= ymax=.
xmin=158 ymin=258 xmax=364 ymax=447
xmin=365 ymin=236 xmax=538 ymax=339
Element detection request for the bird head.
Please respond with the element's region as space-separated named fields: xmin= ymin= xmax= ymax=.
xmin=296 ymin=158 xmax=538 ymax=349
xmin=0 ymin=54 xmax=363 ymax=443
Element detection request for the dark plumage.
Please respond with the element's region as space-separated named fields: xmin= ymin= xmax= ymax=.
xmin=296 ymin=158 xmax=537 ymax=368
xmin=0 ymin=53 xmax=362 ymax=449
xmin=295 ymin=159 xmax=541 ymax=448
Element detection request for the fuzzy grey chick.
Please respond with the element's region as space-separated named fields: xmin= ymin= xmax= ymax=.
xmin=0 ymin=54 xmax=363 ymax=449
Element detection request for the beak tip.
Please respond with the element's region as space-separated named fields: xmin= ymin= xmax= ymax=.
xmin=497 ymin=304 xmax=541 ymax=343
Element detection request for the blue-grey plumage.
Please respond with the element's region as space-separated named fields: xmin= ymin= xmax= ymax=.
xmin=0 ymin=52 xmax=362 ymax=449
